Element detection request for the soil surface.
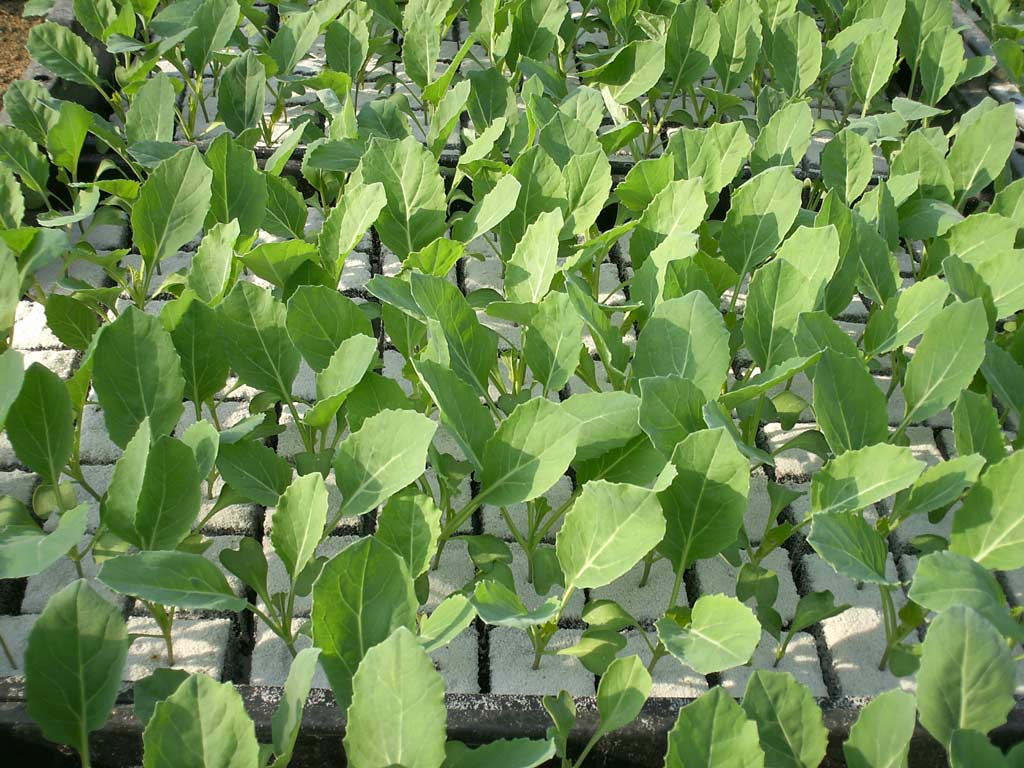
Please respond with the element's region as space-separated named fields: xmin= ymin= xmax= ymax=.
xmin=0 ymin=1 xmax=36 ymax=99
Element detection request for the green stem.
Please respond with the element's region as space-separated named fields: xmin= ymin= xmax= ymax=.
xmin=0 ymin=631 xmax=16 ymax=668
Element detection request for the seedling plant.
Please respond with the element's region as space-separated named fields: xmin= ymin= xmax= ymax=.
xmin=0 ymin=0 xmax=1023 ymax=766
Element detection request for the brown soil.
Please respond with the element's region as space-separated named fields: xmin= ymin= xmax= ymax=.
xmin=0 ymin=1 xmax=38 ymax=100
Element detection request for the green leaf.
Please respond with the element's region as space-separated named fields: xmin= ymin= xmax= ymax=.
xmin=168 ymin=298 xmax=229 ymax=408
xmin=629 ymin=177 xmax=707 ymax=268
xmin=908 ymin=550 xmax=1021 ymax=642
xmin=658 ymin=428 xmax=749 ymax=573
xmin=561 ymin=391 xmax=641 ymax=463
xmin=93 ymin=306 xmax=185 ymax=447
xmin=902 ymin=299 xmax=988 ymax=425
xmin=132 ymin=147 xmax=213 ymax=271
xmin=25 ymin=581 xmax=129 ymax=762
xmin=325 ymin=10 xmax=369 ymax=78
xmin=343 ymin=626 xmax=446 ymax=768
xmin=219 ymin=282 xmax=300 ymax=398
xmin=595 ymin=655 xmax=651 ymax=735
xmin=312 ymin=537 xmax=418 ymax=710
xmin=376 ymin=490 xmax=442 ymax=580
xmin=632 ymin=292 xmax=731 ymax=399
xmin=843 ymin=689 xmax=916 ymax=768
xmin=351 ymin=136 xmax=447 ymax=259
xmin=892 ymin=453 xmax=986 ymax=521
xmin=0 ymin=503 xmax=87 ymax=578
xmin=821 ymin=129 xmax=874 ymax=204
xmin=271 ymin=472 xmax=327 ymax=582
xmin=45 ymin=293 xmax=99 ymax=351
xmin=133 ymin=669 xmax=190 ymax=728
xmin=187 ymin=220 xmax=238 ymax=305
xmin=638 ymin=375 xmax=706 ymax=458
xmin=219 ymin=51 xmax=266 ymax=135
xmin=810 ymin=444 xmax=926 ymax=516
xmin=451 ymin=174 xmax=521 ymax=243
xmin=318 ymin=181 xmax=386 ymax=277
xmin=204 ymin=133 xmax=268 ymax=238
xmin=808 ymin=511 xmax=894 ymax=585
xmin=721 ymin=354 xmax=820 ymax=411
xmin=47 ymin=101 xmax=90 ymax=174
xmin=142 ymin=674 xmax=259 ymax=768
xmin=952 ymin=391 xmax=1005 ymax=467
xmin=217 ymin=440 xmax=292 ymax=507
xmin=479 ymin=398 xmax=579 ymax=508
xmin=444 ymin=738 xmax=556 ymax=768
xmin=951 ymin=451 xmax=1024 ymax=570
xmin=916 ymin=606 xmax=1016 ymax=747
xmin=414 ymin=358 xmax=490 ymax=471
xmin=98 ymin=551 xmax=246 ymax=611
xmin=471 ymin=580 xmax=561 ymax=629
xmin=268 ymin=8 xmax=319 ymax=74
xmin=665 ymin=0 xmax=720 ymax=95
xmin=750 ymin=101 xmax=813 ymax=175
xmin=304 ymin=334 xmax=377 ymax=429
xmin=741 ymin=670 xmax=827 ymax=768
xmin=183 ymin=0 xmax=239 ymax=75
xmin=665 ymin=687 xmax=764 ymax=767
xmin=658 ymin=593 xmax=761 ymax=674
xmin=767 ymin=11 xmax=821 ymax=96
xmin=419 ymin=593 xmax=476 ymax=654
xmin=523 ymin=291 xmax=583 ymax=395
xmin=505 ymin=209 xmax=563 ymax=304
xmin=581 ymin=38 xmax=666 ymax=104
xmin=5 ymin=362 xmax=74 ymax=486
xmin=920 ymin=27 xmax=965 ymax=106
xmin=713 ymin=0 xmax=762 ymax=92
xmin=562 ymin=150 xmax=612 ymax=238
xmin=557 ymin=480 xmax=665 ymax=590
xmin=851 ymin=29 xmax=897 ymax=112
xmin=721 ymin=166 xmax=803 ymax=276
xmin=126 ymin=73 xmax=176 ymax=146
xmin=744 ymin=257 xmax=817 ymax=370
xmin=0 ymin=166 xmax=25 ymax=228
xmin=333 ymin=409 xmax=437 ymax=520
xmin=412 ymin=272 xmax=498 ymax=396
xmin=862 ymin=275 xmax=949 ymax=357
xmin=181 ymin=420 xmax=219 ymax=479
xmin=949 ymin=730 xmax=1010 ymax=768
xmin=286 ymin=285 xmax=373 ymax=372
xmin=0 ymin=125 xmax=50 ymax=197
xmin=134 ymin=435 xmax=201 ymax=550
xmin=27 ymin=22 xmax=98 ymax=86
xmin=269 ymin=647 xmax=320 ymax=766
xmin=947 ymin=100 xmax=1017 ymax=208
xmin=812 ymin=349 xmax=888 ymax=454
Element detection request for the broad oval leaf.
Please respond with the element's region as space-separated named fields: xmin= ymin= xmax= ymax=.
xmin=917 ymin=606 xmax=1016 ymax=747
xmin=98 ymin=551 xmax=246 ymax=612
xmin=311 ymin=537 xmax=418 ymax=710
xmin=950 ymin=451 xmax=1024 ymax=570
xmin=632 ymin=291 xmax=731 ymax=399
xmin=5 ymin=362 xmax=74 ymax=485
xmin=741 ymin=670 xmax=827 ymax=768
xmin=479 ymin=398 xmax=579 ymax=508
xmin=270 ymin=472 xmax=328 ymax=582
xmin=332 ymin=409 xmax=437 ymax=520
xmin=810 ymin=444 xmax=926 ymax=516
xmin=557 ymin=480 xmax=665 ymax=591
xmin=657 ymin=594 xmax=761 ymax=674
xmin=665 ymin=686 xmax=765 ymax=767
xmin=25 ymin=580 xmax=130 ymax=760
xmin=142 ymin=673 xmax=259 ymax=768
xmin=343 ymin=626 xmax=447 ymax=768
xmin=93 ymin=306 xmax=185 ymax=448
